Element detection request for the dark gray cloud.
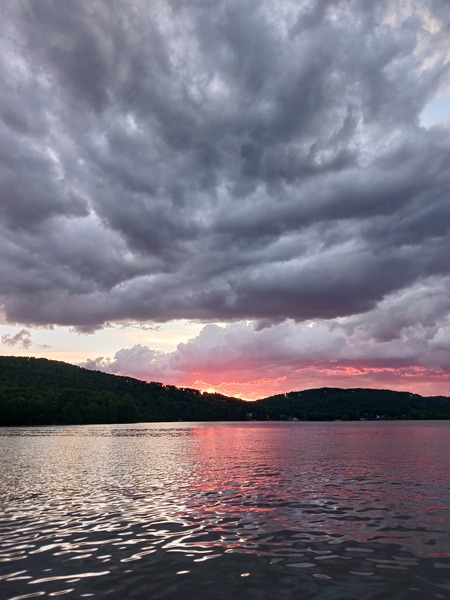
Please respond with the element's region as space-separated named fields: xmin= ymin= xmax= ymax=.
xmin=1 ymin=0 xmax=450 ymax=335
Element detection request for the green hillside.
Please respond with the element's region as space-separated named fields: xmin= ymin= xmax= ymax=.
xmin=0 ymin=356 xmax=247 ymax=425
xmin=0 ymin=356 xmax=449 ymax=425
xmin=255 ymin=388 xmax=450 ymax=421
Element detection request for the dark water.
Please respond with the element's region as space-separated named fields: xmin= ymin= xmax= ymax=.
xmin=1 ymin=421 xmax=450 ymax=600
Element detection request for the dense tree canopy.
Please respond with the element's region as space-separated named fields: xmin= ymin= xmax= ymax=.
xmin=1 ymin=356 xmax=449 ymax=426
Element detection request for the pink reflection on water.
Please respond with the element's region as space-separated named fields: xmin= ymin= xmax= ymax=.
xmin=175 ymin=422 xmax=450 ymax=556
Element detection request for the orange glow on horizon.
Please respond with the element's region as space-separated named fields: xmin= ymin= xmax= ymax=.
xmin=162 ymin=363 xmax=450 ymax=400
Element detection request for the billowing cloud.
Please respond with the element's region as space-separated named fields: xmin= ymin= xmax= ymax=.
xmin=81 ymin=301 xmax=450 ymax=398
xmin=0 ymin=0 xmax=449 ymax=330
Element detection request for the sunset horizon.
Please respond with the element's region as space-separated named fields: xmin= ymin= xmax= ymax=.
xmin=2 ymin=340 xmax=449 ymax=401
xmin=2 ymin=3 xmax=450 ymax=597
xmin=1 ymin=1 xmax=450 ymax=402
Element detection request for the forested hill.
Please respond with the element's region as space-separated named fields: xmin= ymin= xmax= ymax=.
xmin=257 ymin=388 xmax=450 ymax=421
xmin=1 ymin=356 xmax=450 ymax=425
xmin=0 ymin=356 xmax=247 ymax=425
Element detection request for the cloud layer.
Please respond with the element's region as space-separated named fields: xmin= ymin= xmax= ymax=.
xmin=82 ymin=310 xmax=450 ymax=399
xmin=1 ymin=1 xmax=450 ymax=393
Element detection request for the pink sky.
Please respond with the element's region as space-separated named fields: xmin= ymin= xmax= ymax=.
xmin=78 ymin=320 xmax=450 ymax=400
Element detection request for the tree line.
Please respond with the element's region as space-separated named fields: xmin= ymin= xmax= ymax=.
xmin=1 ymin=356 xmax=449 ymax=425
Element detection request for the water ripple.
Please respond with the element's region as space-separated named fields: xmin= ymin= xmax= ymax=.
xmin=1 ymin=422 xmax=450 ymax=599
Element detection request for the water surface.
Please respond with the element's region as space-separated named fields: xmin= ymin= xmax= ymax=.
xmin=1 ymin=421 xmax=450 ymax=599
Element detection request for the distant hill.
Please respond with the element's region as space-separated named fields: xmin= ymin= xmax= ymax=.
xmin=257 ymin=388 xmax=450 ymax=421
xmin=0 ymin=356 xmax=449 ymax=425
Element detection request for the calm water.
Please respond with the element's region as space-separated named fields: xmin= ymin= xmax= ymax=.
xmin=1 ymin=421 xmax=450 ymax=600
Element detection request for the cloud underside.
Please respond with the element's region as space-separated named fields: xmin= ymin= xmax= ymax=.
xmin=82 ymin=315 xmax=450 ymax=399
xmin=1 ymin=0 xmax=450 ymax=385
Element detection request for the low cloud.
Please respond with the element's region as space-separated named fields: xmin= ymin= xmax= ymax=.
xmin=81 ymin=299 xmax=450 ymax=398
xmin=1 ymin=329 xmax=50 ymax=350
xmin=1 ymin=329 xmax=33 ymax=349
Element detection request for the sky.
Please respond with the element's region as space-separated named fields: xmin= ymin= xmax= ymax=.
xmin=1 ymin=0 xmax=450 ymax=400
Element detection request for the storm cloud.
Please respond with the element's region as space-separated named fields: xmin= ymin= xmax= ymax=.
xmin=1 ymin=1 xmax=450 ymax=350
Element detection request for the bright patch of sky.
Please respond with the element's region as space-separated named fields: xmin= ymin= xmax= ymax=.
xmin=0 ymin=321 xmax=204 ymax=364
xmin=420 ymin=90 xmax=450 ymax=127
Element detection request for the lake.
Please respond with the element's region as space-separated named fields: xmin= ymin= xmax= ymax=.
xmin=1 ymin=421 xmax=450 ymax=599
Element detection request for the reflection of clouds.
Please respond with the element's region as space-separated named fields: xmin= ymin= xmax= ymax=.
xmin=2 ymin=422 xmax=450 ymax=598
xmin=177 ymin=423 xmax=450 ymax=560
